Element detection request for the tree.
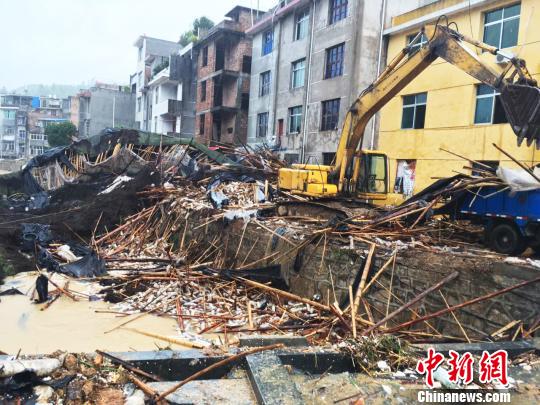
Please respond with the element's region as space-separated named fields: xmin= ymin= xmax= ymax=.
xmin=179 ymin=17 xmax=214 ymax=46
xmin=45 ymin=121 xmax=77 ymax=147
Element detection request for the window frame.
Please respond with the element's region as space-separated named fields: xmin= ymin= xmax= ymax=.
xmin=200 ymin=80 xmax=207 ymax=102
xmin=483 ymin=3 xmax=520 ymax=49
xmin=202 ymin=46 xmax=209 ymax=67
xmin=259 ymin=71 xmax=271 ymax=96
xmin=257 ymin=112 xmax=269 ymax=138
xmin=401 ymin=92 xmax=427 ymax=130
xmin=329 ymin=0 xmax=348 ymax=25
xmin=199 ymin=113 xmax=205 ymax=135
xmin=294 ymin=8 xmax=310 ymax=41
xmin=321 ymin=98 xmax=341 ymax=131
xmin=262 ymin=29 xmax=274 ymax=56
xmin=291 ymin=59 xmax=306 ymax=89
xmin=288 ymin=105 xmax=303 ymax=134
xmin=325 ymin=43 xmax=345 ymax=79
xmin=474 ymin=84 xmax=508 ymax=125
xmin=406 ymin=32 xmax=428 ymax=55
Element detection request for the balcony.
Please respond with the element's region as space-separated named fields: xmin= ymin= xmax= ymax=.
xmin=153 ymin=99 xmax=183 ymax=117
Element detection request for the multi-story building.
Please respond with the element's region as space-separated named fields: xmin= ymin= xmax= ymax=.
xmin=27 ymin=96 xmax=69 ymax=156
xmin=132 ymin=36 xmax=182 ymax=131
xmin=70 ymin=83 xmax=136 ymax=138
xmin=246 ymin=0 xmax=389 ymax=164
xmin=0 ymin=94 xmax=33 ymax=159
xmin=146 ymin=43 xmax=198 ymax=136
xmin=0 ymin=94 xmax=73 ymax=159
xmin=378 ymin=0 xmax=540 ymax=196
xmin=194 ymin=6 xmax=262 ymax=144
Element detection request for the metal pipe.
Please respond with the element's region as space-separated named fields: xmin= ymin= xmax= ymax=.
xmin=300 ymin=0 xmax=316 ymax=163
xmin=370 ymin=0 xmax=388 ymax=150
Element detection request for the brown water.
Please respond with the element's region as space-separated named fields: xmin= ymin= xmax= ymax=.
xmin=0 ymin=272 xmax=188 ymax=355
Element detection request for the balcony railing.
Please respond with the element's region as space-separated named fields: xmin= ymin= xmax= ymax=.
xmin=153 ymin=99 xmax=183 ymax=116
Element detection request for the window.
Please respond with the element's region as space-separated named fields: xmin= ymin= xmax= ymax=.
xmin=18 ymin=130 xmax=26 ymax=139
xmin=325 ymin=43 xmax=345 ymax=79
xmin=5 ymin=127 xmax=15 ymax=135
xmin=200 ymin=80 xmax=207 ymax=102
xmin=291 ymin=59 xmax=306 ymax=89
xmin=407 ymin=32 xmax=428 ymax=55
xmin=483 ymin=4 xmax=520 ymax=49
xmin=284 ymin=153 xmax=299 ymax=164
xmin=262 ymin=29 xmax=273 ymax=55
xmin=155 ymin=87 xmax=159 ymax=104
xmin=295 ymin=8 xmax=310 ymax=40
xmin=3 ymin=141 xmax=14 ymax=152
xmin=242 ymin=55 xmax=252 ymax=73
xmin=3 ymin=110 xmax=15 ymax=119
xmin=202 ymin=46 xmax=208 ymax=67
xmin=31 ymin=133 xmax=43 ymax=141
xmin=288 ymin=106 xmax=302 ymax=134
xmin=257 ymin=112 xmax=269 ymax=138
xmin=260 ymin=71 xmax=271 ymax=96
xmin=138 ymin=72 xmax=142 ymax=88
xmin=322 ymin=152 xmax=336 ymax=166
xmin=241 ymin=93 xmax=250 ymax=110
xmin=329 ymin=0 xmax=348 ymax=24
xmin=199 ymin=114 xmax=205 ymax=135
xmin=321 ymin=99 xmax=340 ymax=131
xmin=137 ymin=97 xmax=141 ymax=112
xmin=138 ymin=47 xmax=143 ymax=61
xmin=31 ymin=146 xmax=44 ymax=156
xmin=401 ymin=93 xmax=427 ymax=129
xmin=474 ymin=84 xmax=508 ymax=124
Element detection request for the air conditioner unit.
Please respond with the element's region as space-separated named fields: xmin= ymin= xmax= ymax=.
xmin=495 ymin=53 xmax=507 ymax=64
xmin=495 ymin=50 xmax=514 ymax=64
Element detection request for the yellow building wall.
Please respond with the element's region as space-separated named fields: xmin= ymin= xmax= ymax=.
xmin=378 ymin=0 xmax=540 ymax=194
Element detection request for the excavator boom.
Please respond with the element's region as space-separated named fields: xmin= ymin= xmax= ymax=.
xmin=279 ymin=22 xmax=540 ymax=200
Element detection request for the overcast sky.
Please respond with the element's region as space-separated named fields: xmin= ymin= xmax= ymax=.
xmin=0 ymin=0 xmax=275 ymax=90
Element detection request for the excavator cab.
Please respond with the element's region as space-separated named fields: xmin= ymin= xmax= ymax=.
xmin=356 ymin=151 xmax=388 ymax=195
xmin=355 ymin=151 xmax=405 ymax=206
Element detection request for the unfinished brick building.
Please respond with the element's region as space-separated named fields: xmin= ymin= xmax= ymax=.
xmin=194 ymin=6 xmax=261 ymax=145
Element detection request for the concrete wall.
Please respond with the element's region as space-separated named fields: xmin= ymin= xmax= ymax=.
xmin=87 ymin=88 xmax=135 ymax=137
xmin=180 ymin=208 xmax=540 ymax=340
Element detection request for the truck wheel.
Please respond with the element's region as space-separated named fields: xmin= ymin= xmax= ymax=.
xmin=489 ymin=223 xmax=527 ymax=255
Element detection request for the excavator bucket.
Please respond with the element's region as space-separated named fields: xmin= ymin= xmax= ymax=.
xmin=500 ymin=83 xmax=540 ymax=149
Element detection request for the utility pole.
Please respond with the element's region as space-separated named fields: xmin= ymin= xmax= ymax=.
xmin=112 ymin=96 xmax=116 ymax=128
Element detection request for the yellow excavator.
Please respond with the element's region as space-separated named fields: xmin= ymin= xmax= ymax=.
xmin=279 ymin=22 xmax=540 ymax=206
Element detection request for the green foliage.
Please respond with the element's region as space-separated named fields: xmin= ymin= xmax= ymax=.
xmin=45 ymin=121 xmax=77 ymax=147
xmin=153 ymin=59 xmax=170 ymax=77
xmin=179 ymin=16 xmax=215 ymax=46
xmin=179 ymin=31 xmax=198 ymax=47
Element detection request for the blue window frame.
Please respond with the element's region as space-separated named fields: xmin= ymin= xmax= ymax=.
xmin=262 ymin=29 xmax=273 ymax=55
xmin=325 ymin=43 xmax=345 ymax=79
xmin=329 ymin=0 xmax=348 ymax=24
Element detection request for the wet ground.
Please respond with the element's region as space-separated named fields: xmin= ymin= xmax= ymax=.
xmin=0 ymin=272 xmax=189 ymax=354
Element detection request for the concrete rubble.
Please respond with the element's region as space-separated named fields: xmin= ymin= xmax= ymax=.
xmin=0 ymin=130 xmax=539 ymax=403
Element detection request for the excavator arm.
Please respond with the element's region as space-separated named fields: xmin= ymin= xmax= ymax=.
xmin=333 ymin=23 xmax=539 ymax=192
xmin=279 ymin=22 xmax=540 ymax=199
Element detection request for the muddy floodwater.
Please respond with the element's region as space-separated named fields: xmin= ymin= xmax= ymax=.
xmin=0 ymin=272 xmax=184 ymax=354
